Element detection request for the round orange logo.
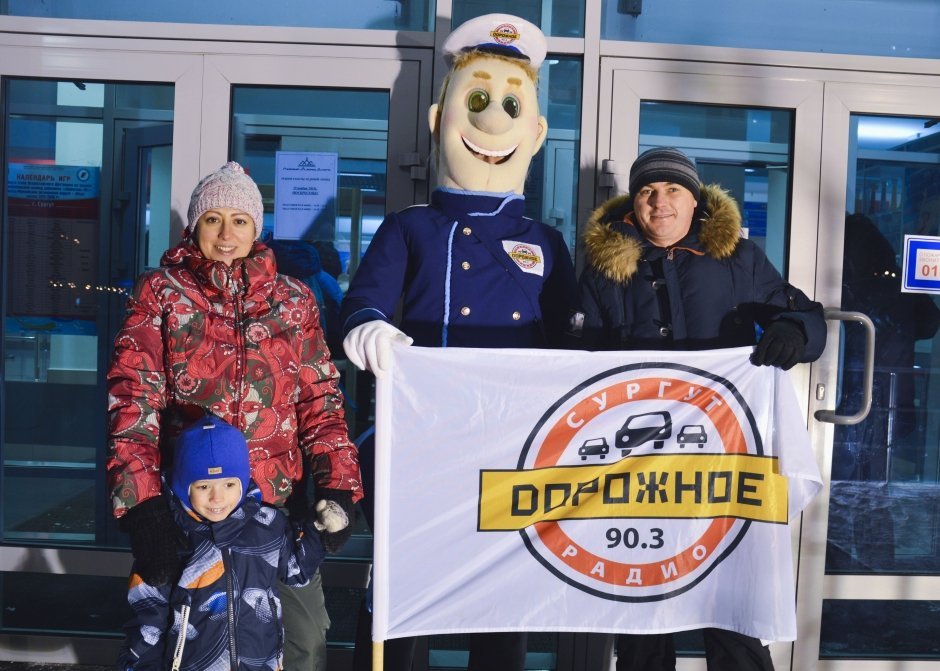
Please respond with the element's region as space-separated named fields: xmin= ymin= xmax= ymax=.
xmin=509 ymin=243 xmax=539 ymax=269
xmin=516 ymin=362 xmax=763 ymax=602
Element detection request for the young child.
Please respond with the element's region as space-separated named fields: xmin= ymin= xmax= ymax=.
xmin=119 ymin=414 xmax=326 ymax=671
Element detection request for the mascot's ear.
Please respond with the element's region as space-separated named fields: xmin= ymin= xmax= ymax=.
xmin=428 ymin=103 xmax=441 ymax=143
xmin=533 ymin=115 xmax=548 ymax=155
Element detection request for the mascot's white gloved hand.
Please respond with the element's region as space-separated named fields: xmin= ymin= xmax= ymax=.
xmin=343 ymin=320 xmax=413 ymax=374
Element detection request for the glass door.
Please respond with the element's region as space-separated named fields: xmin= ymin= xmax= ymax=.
xmin=196 ymin=47 xmax=433 ymax=664
xmin=0 ymin=43 xmax=202 ymax=651
xmin=600 ymin=56 xmax=940 ymax=670
xmin=600 ymin=58 xmax=826 ymax=670
xmin=796 ymin=81 xmax=940 ymax=670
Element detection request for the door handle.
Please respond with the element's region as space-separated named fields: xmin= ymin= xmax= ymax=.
xmin=813 ymin=308 xmax=875 ymax=425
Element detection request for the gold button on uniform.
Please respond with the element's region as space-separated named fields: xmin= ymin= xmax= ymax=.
xmin=512 ymin=311 xmax=521 ymax=320
xmin=462 ymin=227 xmax=472 ymax=235
xmin=460 ymin=306 xmax=471 ymax=316
xmin=461 ymin=261 xmax=471 ymax=270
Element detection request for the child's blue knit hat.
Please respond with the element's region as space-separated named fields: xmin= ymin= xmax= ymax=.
xmin=171 ymin=415 xmax=250 ymax=512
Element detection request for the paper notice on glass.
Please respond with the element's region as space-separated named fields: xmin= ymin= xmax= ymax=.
xmin=274 ymin=151 xmax=338 ymax=240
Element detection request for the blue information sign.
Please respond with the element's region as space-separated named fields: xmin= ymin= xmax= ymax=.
xmin=902 ymin=235 xmax=940 ymax=294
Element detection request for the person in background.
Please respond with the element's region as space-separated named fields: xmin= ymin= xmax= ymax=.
xmin=827 ymin=212 xmax=940 ymax=571
xmin=576 ymin=147 xmax=827 ymax=670
xmin=119 ymin=415 xmax=327 ymax=671
xmin=340 ymin=14 xmax=578 ymax=671
xmin=314 ymin=240 xmax=344 ymax=281
xmin=107 ymin=161 xmax=362 ymax=671
xmin=268 ymin=238 xmax=345 ymax=355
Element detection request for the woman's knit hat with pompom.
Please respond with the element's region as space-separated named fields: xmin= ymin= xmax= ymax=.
xmin=186 ymin=161 xmax=263 ymax=238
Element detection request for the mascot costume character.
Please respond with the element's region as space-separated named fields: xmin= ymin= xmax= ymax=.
xmin=341 ymin=13 xmax=578 ymax=671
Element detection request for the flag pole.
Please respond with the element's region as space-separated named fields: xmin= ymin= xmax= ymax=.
xmin=372 ymin=353 xmax=394 ymax=671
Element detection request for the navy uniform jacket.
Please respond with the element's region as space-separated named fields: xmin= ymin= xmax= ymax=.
xmin=341 ymin=189 xmax=577 ymax=349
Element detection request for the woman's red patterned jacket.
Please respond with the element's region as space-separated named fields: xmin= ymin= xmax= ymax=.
xmin=106 ymin=239 xmax=362 ymax=518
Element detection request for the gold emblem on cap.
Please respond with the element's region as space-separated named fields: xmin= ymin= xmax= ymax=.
xmin=490 ymin=23 xmax=520 ymax=44
xmin=208 ymin=466 xmax=223 ymax=475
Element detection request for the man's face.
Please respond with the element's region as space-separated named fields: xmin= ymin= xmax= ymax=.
xmin=429 ymin=56 xmax=547 ymax=194
xmin=632 ymin=182 xmax=698 ymax=248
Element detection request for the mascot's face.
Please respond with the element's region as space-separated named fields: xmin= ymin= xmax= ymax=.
xmin=430 ymin=55 xmax=547 ymax=194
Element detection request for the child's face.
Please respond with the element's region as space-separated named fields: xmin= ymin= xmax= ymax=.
xmin=189 ymin=477 xmax=243 ymax=521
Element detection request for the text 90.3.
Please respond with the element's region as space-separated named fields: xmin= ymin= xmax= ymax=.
xmin=606 ymin=527 xmax=664 ymax=549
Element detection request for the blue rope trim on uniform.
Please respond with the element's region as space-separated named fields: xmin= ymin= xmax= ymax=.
xmin=468 ymin=193 xmax=523 ymax=218
xmin=442 ymin=220 xmax=459 ymax=348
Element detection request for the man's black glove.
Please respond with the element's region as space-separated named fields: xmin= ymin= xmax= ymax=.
xmin=119 ymin=495 xmax=186 ymax=586
xmin=751 ymin=320 xmax=806 ymax=370
xmin=310 ymin=488 xmax=355 ymax=554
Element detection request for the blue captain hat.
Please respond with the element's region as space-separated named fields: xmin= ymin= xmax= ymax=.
xmin=442 ymin=13 xmax=547 ymax=69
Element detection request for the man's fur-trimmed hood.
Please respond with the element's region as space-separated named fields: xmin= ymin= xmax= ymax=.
xmin=583 ymin=184 xmax=742 ymax=284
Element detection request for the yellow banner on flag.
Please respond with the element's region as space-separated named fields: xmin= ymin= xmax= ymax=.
xmin=478 ymin=453 xmax=787 ymax=531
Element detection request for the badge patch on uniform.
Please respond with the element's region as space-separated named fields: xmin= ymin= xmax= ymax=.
xmin=502 ymin=240 xmax=545 ymax=276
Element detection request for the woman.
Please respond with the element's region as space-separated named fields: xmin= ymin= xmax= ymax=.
xmin=107 ymin=161 xmax=361 ymax=671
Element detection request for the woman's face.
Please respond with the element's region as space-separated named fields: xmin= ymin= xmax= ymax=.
xmin=195 ymin=207 xmax=255 ymax=265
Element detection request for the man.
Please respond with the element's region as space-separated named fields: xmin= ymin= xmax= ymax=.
xmin=577 ymin=146 xmax=827 ymax=670
xmin=341 ymin=13 xmax=578 ymax=671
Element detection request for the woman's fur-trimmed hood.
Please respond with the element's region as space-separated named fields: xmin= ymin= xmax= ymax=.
xmin=583 ymin=184 xmax=742 ymax=284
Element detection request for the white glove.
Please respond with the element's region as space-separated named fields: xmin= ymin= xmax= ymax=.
xmin=312 ymin=499 xmax=349 ymax=533
xmin=343 ymin=320 xmax=413 ymax=374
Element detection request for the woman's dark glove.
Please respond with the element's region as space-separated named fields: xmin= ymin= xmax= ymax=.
xmin=310 ymin=488 xmax=355 ymax=554
xmin=751 ymin=320 xmax=806 ymax=370
xmin=119 ymin=495 xmax=186 ymax=586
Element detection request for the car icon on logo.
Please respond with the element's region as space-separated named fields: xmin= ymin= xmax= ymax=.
xmin=615 ymin=411 xmax=672 ymax=456
xmin=676 ymin=424 xmax=707 ymax=449
xmin=578 ymin=437 xmax=610 ymax=460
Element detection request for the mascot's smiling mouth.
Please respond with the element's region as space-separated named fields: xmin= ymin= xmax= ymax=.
xmin=462 ymin=136 xmax=517 ymax=165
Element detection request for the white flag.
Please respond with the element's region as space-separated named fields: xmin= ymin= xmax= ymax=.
xmin=372 ymin=346 xmax=821 ymax=642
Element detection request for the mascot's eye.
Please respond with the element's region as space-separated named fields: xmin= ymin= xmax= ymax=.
xmin=502 ymin=95 xmax=521 ymax=118
xmin=467 ymin=90 xmax=489 ymax=113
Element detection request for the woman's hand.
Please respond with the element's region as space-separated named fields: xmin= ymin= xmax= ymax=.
xmin=310 ymin=489 xmax=356 ymax=553
xmin=119 ymin=495 xmax=186 ymax=586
